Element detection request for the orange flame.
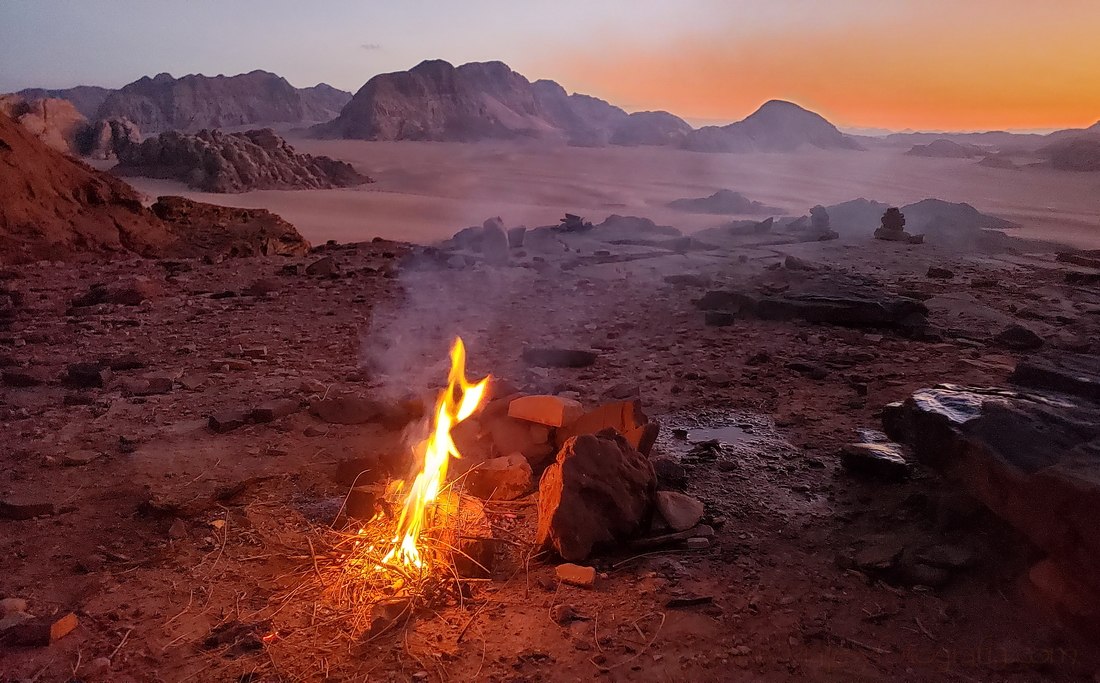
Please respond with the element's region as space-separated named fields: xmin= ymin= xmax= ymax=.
xmin=382 ymin=337 xmax=490 ymax=570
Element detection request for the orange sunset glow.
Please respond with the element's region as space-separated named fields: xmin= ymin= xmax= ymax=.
xmin=546 ymin=1 xmax=1100 ymax=131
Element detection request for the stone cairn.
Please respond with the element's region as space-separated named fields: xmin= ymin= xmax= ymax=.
xmin=809 ymin=205 xmax=839 ymax=241
xmin=874 ymin=207 xmax=924 ymax=244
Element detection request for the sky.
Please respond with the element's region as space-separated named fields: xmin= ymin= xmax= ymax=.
xmin=2 ymin=0 xmax=1099 ymax=132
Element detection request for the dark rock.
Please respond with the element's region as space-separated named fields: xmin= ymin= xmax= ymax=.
xmin=839 ymin=442 xmax=910 ymax=481
xmin=250 ymin=398 xmax=300 ymax=423
xmin=0 ymin=497 xmax=56 ymax=520
xmin=927 ymin=266 xmax=955 ymax=279
xmin=121 ymin=376 xmax=173 ymax=396
xmin=1010 ymin=353 xmax=1100 ymax=401
xmin=208 ymin=410 xmax=249 ymax=434
xmin=334 ymin=455 xmax=382 ymax=486
xmin=2 ymin=612 xmax=78 ymax=646
xmin=784 ymin=254 xmax=814 ymax=271
xmin=883 ymin=384 xmax=1100 ymax=596
xmin=704 ymin=311 xmax=735 ymax=327
xmin=994 ymin=324 xmax=1044 ymax=350
xmin=507 ymin=225 xmax=526 ymax=248
xmin=306 ymin=256 xmax=338 ymax=277
xmin=522 ymin=347 xmax=598 ymax=368
xmin=72 ymin=277 xmax=164 ymax=307
xmin=915 ymin=543 xmax=980 ymax=570
xmin=698 ymin=289 xmax=928 ymax=331
xmin=64 ymin=363 xmax=111 ymax=388
xmin=663 ymin=273 xmax=712 ymax=288
xmin=536 ymin=432 xmax=656 ymax=561
xmin=344 ymin=486 xmax=378 ymax=521
xmin=1 ymin=367 xmax=50 ymax=387
xmin=465 ymin=455 xmax=533 ymax=501
xmin=310 ymin=396 xmax=383 ymax=424
xmin=651 ymin=456 xmax=688 ymax=490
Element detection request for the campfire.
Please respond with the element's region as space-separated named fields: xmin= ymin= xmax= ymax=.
xmin=314 ymin=335 xmax=699 ymax=638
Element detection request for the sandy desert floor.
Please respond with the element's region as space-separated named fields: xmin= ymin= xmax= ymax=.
xmin=124 ymin=140 xmax=1100 ymax=249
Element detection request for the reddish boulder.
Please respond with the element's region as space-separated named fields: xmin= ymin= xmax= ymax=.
xmin=536 ymin=431 xmax=656 ymax=561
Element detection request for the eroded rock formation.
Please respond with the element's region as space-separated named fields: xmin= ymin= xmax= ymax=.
xmin=114 ymin=128 xmax=371 ymax=192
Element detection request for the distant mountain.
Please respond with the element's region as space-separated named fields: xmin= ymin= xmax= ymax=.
xmin=610 ymin=111 xmax=693 ymax=146
xmin=1040 ymin=137 xmax=1100 ymax=171
xmin=905 ymin=139 xmax=985 ymax=158
xmin=881 ymin=130 xmax=1046 ymax=151
xmin=94 ymin=70 xmax=350 ymax=133
xmin=684 ymin=100 xmax=862 ymax=153
xmin=317 ymin=61 xmax=851 ymax=152
xmin=16 ymin=85 xmax=112 ymax=119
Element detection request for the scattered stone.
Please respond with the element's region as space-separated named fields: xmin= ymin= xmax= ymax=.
xmin=0 ymin=497 xmax=55 ymax=520
xmin=927 ymin=266 xmax=955 ymax=279
xmin=310 ymin=396 xmax=384 ymax=425
xmin=208 ymin=410 xmax=248 ymax=434
xmin=839 ymin=442 xmax=910 ymax=481
xmin=62 ymin=450 xmax=98 ymax=467
xmin=64 ymin=362 xmax=111 ymax=388
xmin=853 ymin=542 xmax=903 ymax=572
xmin=250 ymin=398 xmax=300 ymax=423
xmin=784 ymin=254 xmax=814 ymax=271
xmin=1 ymin=598 xmax=28 ymax=615
xmin=465 ymin=455 xmax=533 ymax=501
xmin=555 ymin=563 xmax=596 ymax=587
xmin=2 ymin=612 xmax=78 ymax=646
xmin=686 ymin=537 xmax=711 ymax=549
xmin=665 ymin=595 xmax=713 ymax=608
xmin=651 ymin=456 xmax=688 ymax=490
xmin=549 ymin=603 xmax=582 ymax=624
xmin=1 ymin=367 xmax=50 ymax=387
xmin=72 ymin=277 xmax=164 ymax=307
xmin=522 ymin=347 xmax=598 ymax=368
xmin=306 ymin=256 xmax=338 ymax=277
xmin=507 ymin=395 xmax=583 ymax=427
xmin=242 ymin=277 xmax=281 ymax=296
xmin=701 ymin=289 xmax=929 ymax=331
xmin=121 ymin=376 xmax=173 ymax=396
xmin=655 ymin=491 xmax=705 ymax=531
xmin=344 ymin=486 xmax=378 ymax=521
xmin=994 ymin=324 xmax=1044 ymax=351
xmin=537 ymin=432 xmax=656 ymax=561
xmin=630 ymin=524 xmax=715 ymax=550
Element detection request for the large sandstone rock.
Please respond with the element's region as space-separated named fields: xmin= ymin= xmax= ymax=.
xmin=0 ymin=94 xmax=88 ymax=154
xmin=0 ymin=111 xmax=175 ymax=264
xmin=883 ymin=384 xmax=1100 ymax=597
xmin=95 ymin=71 xmax=351 ymax=133
xmin=78 ymin=117 xmax=140 ymax=159
xmin=536 ymin=432 xmax=656 ymax=561
xmin=17 ymin=86 xmax=112 ymax=119
xmin=667 ymin=189 xmax=779 ymax=216
xmin=115 ymin=128 xmax=371 ymax=193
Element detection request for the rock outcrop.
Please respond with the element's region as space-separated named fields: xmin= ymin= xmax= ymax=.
xmin=114 ymin=128 xmax=371 ymax=193
xmin=150 ymin=195 xmax=311 ymax=258
xmin=0 ymin=111 xmax=174 ymax=263
xmin=667 ymin=189 xmax=780 ymax=215
xmin=874 ymin=207 xmax=923 ymax=243
xmin=17 ymin=85 xmax=112 ymax=119
xmin=78 ymin=117 xmax=140 ymax=159
xmin=95 ymin=71 xmax=350 ymax=133
xmin=883 ymin=382 xmax=1100 ymax=601
xmin=905 ymin=139 xmax=984 ymax=158
xmin=0 ymin=94 xmax=87 ymax=154
xmin=1041 ymin=137 xmax=1100 ymax=172
xmin=683 ymin=100 xmax=863 ymax=153
xmin=0 ymin=113 xmax=311 ymax=263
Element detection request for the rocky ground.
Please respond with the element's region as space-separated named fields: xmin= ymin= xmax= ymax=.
xmin=2 ymin=228 xmax=1100 ymax=682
